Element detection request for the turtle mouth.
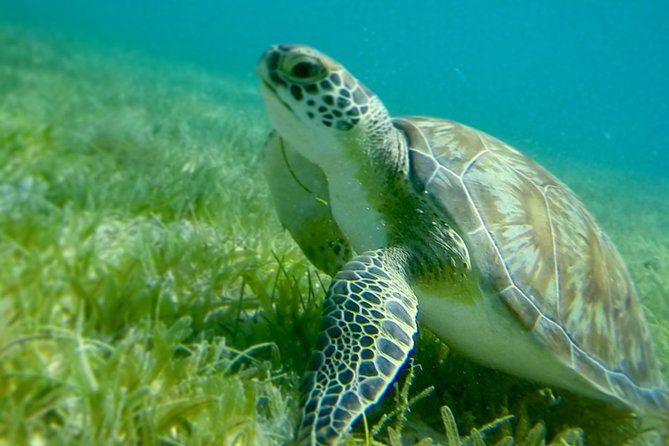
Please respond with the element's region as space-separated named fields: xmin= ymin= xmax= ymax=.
xmin=260 ymin=80 xmax=277 ymax=95
xmin=257 ymin=48 xmax=296 ymax=115
xmin=260 ymin=80 xmax=294 ymax=113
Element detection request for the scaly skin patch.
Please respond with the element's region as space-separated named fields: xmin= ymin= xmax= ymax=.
xmin=296 ymin=247 xmax=418 ymax=446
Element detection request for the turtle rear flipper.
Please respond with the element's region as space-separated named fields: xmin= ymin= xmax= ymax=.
xmin=297 ymin=247 xmax=418 ymax=445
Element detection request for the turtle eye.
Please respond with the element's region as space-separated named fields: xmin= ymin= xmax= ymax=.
xmin=291 ymin=61 xmax=319 ymax=78
xmin=282 ymin=54 xmax=327 ymax=83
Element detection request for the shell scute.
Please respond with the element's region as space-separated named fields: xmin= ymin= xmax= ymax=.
xmin=464 ymin=151 xmax=560 ymax=315
xmin=534 ymin=315 xmax=574 ymax=365
xmin=499 ymin=287 xmax=541 ymax=330
xmin=571 ymin=346 xmax=614 ymax=395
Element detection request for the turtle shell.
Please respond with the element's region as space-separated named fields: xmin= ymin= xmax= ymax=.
xmin=395 ymin=116 xmax=667 ymax=413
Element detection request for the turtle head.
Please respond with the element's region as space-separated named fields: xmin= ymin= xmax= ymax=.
xmin=257 ymin=45 xmax=395 ymax=168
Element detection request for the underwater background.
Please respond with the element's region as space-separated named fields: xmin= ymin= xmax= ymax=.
xmin=3 ymin=0 xmax=668 ymax=174
xmin=0 ymin=1 xmax=668 ymax=445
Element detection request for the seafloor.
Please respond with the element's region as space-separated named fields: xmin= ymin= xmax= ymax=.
xmin=0 ymin=24 xmax=667 ymax=446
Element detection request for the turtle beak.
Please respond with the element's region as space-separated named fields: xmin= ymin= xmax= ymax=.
xmin=255 ymin=48 xmax=272 ymax=82
xmin=257 ymin=49 xmax=279 ymax=105
xmin=256 ymin=45 xmax=284 ymax=86
xmin=257 ymin=46 xmax=294 ymax=113
xmin=257 ymin=51 xmax=278 ymax=97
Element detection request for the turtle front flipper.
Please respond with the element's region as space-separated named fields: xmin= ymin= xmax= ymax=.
xmin=297 ymin=247 xmax=418 ymax=445
xmin=264 ymin=132 xmax=352 ymax=276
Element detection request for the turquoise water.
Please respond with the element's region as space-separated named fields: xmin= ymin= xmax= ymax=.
xmin=1 ymin=2 xmax=668 ymax=444
xmin=1 ymin=1 xmax=667 ymax=177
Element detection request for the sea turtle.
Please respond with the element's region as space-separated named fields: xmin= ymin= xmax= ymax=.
xmin=256 ymin=44 xmax=669 ymax=445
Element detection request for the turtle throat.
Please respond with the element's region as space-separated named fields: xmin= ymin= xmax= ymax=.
xmin=325 ymin=110 xmax=408 ymax=253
